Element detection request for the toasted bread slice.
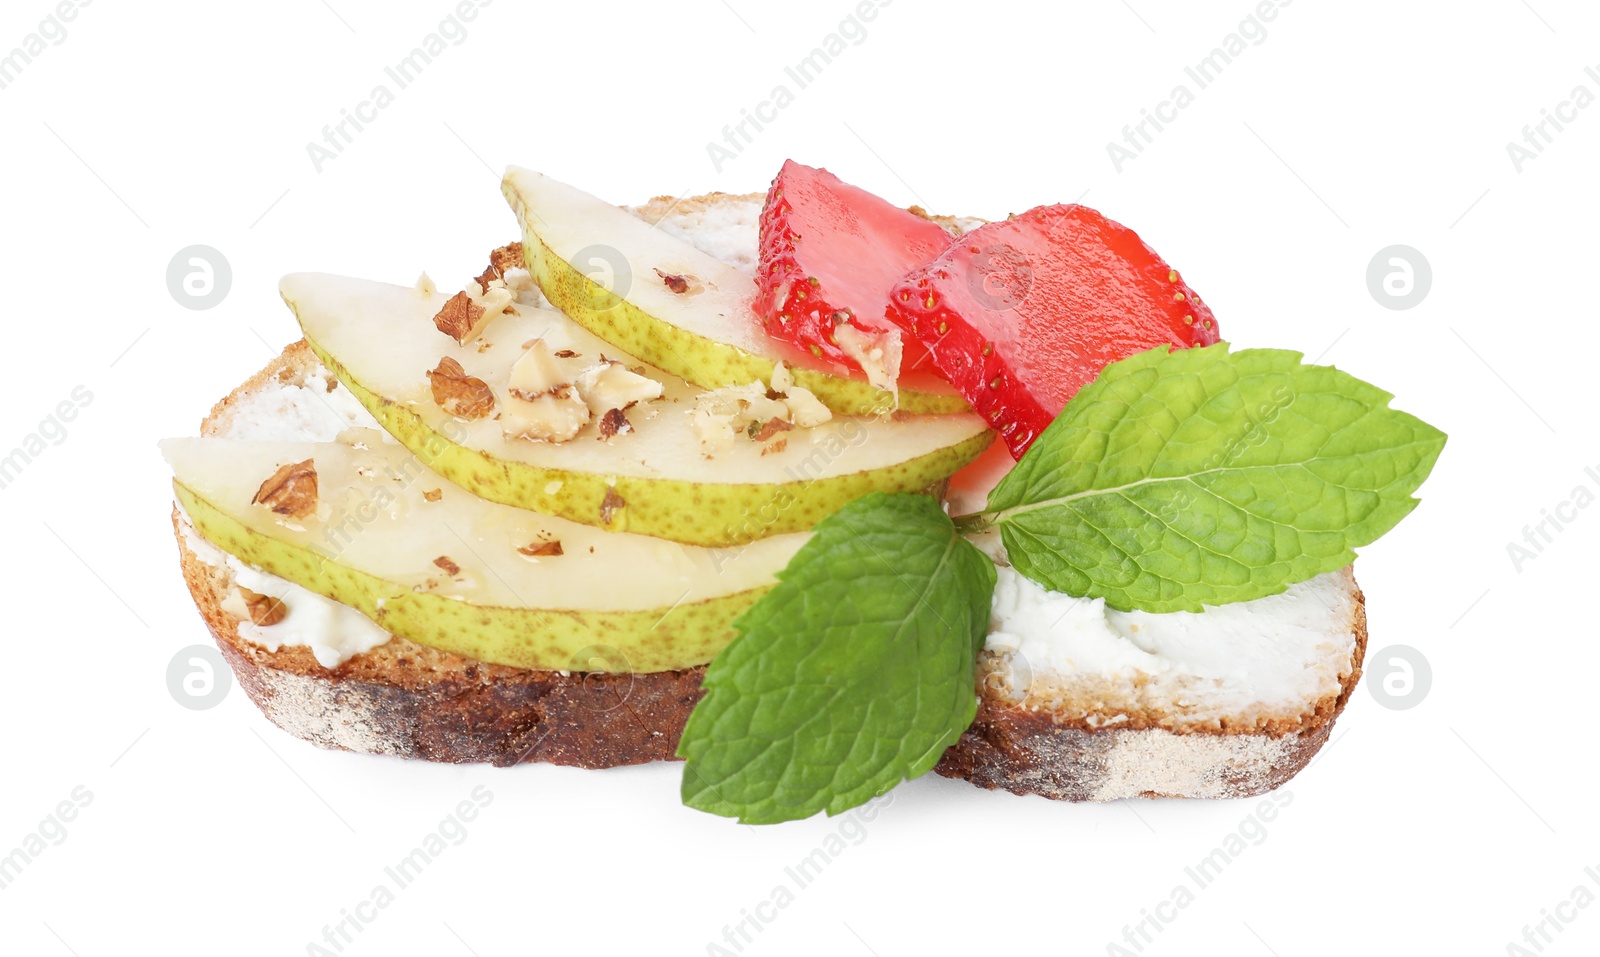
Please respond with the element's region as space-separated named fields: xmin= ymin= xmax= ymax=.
xmin=171 ymin=191 xmax=1366 ymax=796
xmin=934 ymin=567 xmax=1366 ymax=800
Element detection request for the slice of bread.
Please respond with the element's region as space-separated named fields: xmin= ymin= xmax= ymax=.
xmin=934 ymin=567 xmax=1366 ymax=800
xmin=170 ymin=191 xmax=1367 ymax=797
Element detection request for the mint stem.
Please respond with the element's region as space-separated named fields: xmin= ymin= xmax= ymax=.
xmin=950 ymin=512 xmax=994 ymax=536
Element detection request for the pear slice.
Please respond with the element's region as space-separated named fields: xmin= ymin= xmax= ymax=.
xmin=281 ymin=273 xmax=993 ymax=547
xmin=163 ymin=437 xmax=805 ymax=672
xmin=500 ymin=166 xmax=969 ymax=417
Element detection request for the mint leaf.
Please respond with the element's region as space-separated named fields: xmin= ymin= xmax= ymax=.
xmin=985 ymin=343 xmax=1445 ymax=613
xmin=678 ymin=492 xmax=995 ymax=824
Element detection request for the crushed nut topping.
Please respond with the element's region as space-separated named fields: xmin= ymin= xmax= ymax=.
xmin=474 ymin=243 xmax=529 ymax=293
xmin=433 ymin=556 xmax=461 ymax=576
xmin=691 ymin=362 xmax=831 ymax=449
xmin=488 ymin=242 xmax=526 ymax=280
xmin=654 ymin=267 xmax=691 ymax=294
xmin=599 ymin=487 xmax=626 ymax=527
xmin=554 ymin=349 xmax=579 ymax=359
xmin=240 ymin=588 xmax=288 ymax=626
xmin=761 ymin=437 xmax=789 ymax=456
xmin=599 ymin=407 xmax=631 ymax=439
xmin=576 ymin=360 xmax=663 ymax=416
xmin=423 ymin=488 xmax=443 ymax=502
xmin=748 ymin=417 xmax=793 ymax=442
xmin=433 ymin=291 xmax=488 ymax=344
xmin=252 ymin=459 xmax=318 ymax=518
xmin=517 ymin=540 xmax=564 ymax=557
xmin=427 ymin=357 xmax=496 ymax=419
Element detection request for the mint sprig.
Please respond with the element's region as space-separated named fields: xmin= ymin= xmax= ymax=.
xmin=677 ymin=493 xmax=994 ymax=825
xmin=973 ymin=343 xmax=1447 ymax=612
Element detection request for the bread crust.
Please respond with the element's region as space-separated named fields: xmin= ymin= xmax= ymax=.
xmin=170 ymin=199 xmax=1368 ymax=796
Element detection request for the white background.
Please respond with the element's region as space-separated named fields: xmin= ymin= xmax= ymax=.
xmin=1 ymin=0 xmax=1595 ymax=954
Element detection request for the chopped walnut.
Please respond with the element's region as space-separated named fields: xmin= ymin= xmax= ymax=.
xmin=599 ymin=487 xmax=626 ymax=527
xmin=599 ymin=407 xmax=631 ymax=439
xmin=517 ymin=540 xmax=564 ymax=557
xmin=434 ymin=556 xmax=461 ymax=576
xmin=423 ymin=488 xmax=443 ymax=502
xmin=554 ymin=349 xmax=579 ymax=359
xmin=239 ymin=588 xmax=288 ymax=626
xmin=473 ymin=243 xmax=527 ymax=292
xmin=691 ymin=364 xmax=830 ymax=449
xmin=433 ymin=291 xmax=488 ymax=344
xmin=251 ymin=459 xmax=318 ymax=518
xmin=489 ymin=242 xmax=526 ymax=278
xmin=748 ymin=417 xmax=793 ymax=442
xmin=427 ymin=357 xmax=496 ymax=419
xmin=504 ymin=340 xmax=590 ymax=442
xmin=654 ymin=267 xmax=690 ymax=294
xmin=761 ymin=437 xmax=789 ymax=456
xmin=576 ymin=360 xmax=663 ymax=415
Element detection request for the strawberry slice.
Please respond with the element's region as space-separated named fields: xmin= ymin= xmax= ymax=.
xmin=886 ymin=203 xmax=1221 ymax=458
xmin=753 ymin=160 xmax=955 ymax=391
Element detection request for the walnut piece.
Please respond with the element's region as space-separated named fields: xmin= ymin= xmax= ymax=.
xmin=434 ymin=556 xmax=461 ymax=576
xmin=598 ymin=407 xmax=631 ymax=439
xmin=433 ymin=291 xmax=488 ymax=344
xmin=490 ymin=242 xmax=526 ymax=278
xmin=748 ymin=417 xmax=793 ymax=442
xmin=517 ymin=540 xmax=564 ymax=557
xmin=654 ymin=267 xmax=690 ymax=294
xmin=427 ymin=357 xmax=496 ymax=419
xmin=423 ymin=488 xmax=443 ymax=502
xmin=239 ymin=588 xmax=288 ymax=626
xmin=251 ymin=459 xmax=318 ymax=518
xmin=475 ymin=243 xmax=531 ymax=294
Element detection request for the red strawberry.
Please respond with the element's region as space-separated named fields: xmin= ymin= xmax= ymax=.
xmin=753 ymin=160 xmax=954 ymax=388
xmin=886 ymin=204 xmax=1221 ymax=458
